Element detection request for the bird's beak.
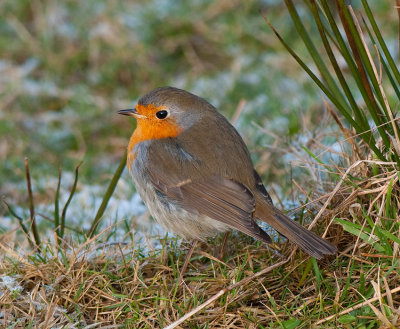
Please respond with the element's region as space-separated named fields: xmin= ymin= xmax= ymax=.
xmin=117 ymin=108 xmax=146 ymax=118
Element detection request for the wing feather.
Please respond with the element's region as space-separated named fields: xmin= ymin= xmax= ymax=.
xmin=145 ymin=142 xmax=272 ymax=243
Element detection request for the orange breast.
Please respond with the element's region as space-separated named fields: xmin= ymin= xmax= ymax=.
xmin=127 ymin=110 xmax=182 ymax=170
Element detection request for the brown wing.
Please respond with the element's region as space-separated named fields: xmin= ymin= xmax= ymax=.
xmin=146 ymin=140 xmax=272 ymax=243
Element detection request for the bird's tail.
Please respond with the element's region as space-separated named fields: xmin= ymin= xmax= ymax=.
xmin=255 ymin=203 xmax=337 ymax=259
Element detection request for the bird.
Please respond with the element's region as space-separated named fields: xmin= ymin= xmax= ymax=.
xmin=118 ymin=86 xmax=337 ymax=263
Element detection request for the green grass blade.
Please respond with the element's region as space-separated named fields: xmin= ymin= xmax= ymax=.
xmin=378 ymin=228 xmax=400 ymax=246
xmin=263 ymin=7 xmax=387 ymax=161
xmin=338 ymin=1 xmax=392 ymax=147
xmin=54 ymin=165 xmax=62 ymax=239
xmin=361 ymin=16 xmax=397 ymax=121
xmin=380 ymin=55 xmax=400 ymax=101
xmin=334 ymin=218 xmax=385 ymax=253
xmin=340 ymin=1 xmax=387 ymax=111
xmin=310 ymin=1 xmax=368 ymax=130
xmin=3 ymin=200 xmax=34 ymax=247
xmin=311 ymin=257 xmax=322 ymax=287
xmin=88 ymin=151 xmax=127 ymax=238
xmin=361 ymin=206 xmax=392 ymax=255
xmin=285 ymin=0 xmax=348 ymax=109
xmin=361 ymin=15 xmax=400 ymax=139
xmin=60 ymin=162 xmax=82 ymax=237
xmin=361 ymin=0 xmax=400 ymax=86
xmin=385 ymin=177 xmax=394 ymax=219
xmin=262 ymin=13 xmax=362 ymax=132
xmin=320 ymin=0 xmax=388 ymax=128
xmin=298 ymin=258 xmax=313 ymax=287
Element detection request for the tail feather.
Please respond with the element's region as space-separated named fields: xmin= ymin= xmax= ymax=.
xmin=255 ymin=203 xmax=337 ymax=259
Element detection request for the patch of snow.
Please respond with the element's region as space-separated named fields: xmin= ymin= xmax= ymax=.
xmin=0 ymin=276 xmax=23 ymax=294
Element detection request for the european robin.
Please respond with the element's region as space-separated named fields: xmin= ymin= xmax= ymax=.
xmin=119 ymin=87 xmax=336 ymax=259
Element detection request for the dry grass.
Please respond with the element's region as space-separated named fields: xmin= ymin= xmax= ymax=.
xmin=2 ymin=147 xmax=400 ymax=328
xmin=0 ymin=231 xmax=335 ymax=328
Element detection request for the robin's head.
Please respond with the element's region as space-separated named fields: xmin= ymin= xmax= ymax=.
xmin=118 ymin=87 xmax=216 ymax=135
xmin=119 ymin=87 xmax=219 ymax=167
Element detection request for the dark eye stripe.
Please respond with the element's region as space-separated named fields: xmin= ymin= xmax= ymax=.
xmin=156 ymin=110 xmax=168 ymax=119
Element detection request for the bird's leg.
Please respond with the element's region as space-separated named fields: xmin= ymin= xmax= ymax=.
xmin=218 ymin=232 xmax=230 ymax=260
xmin=178 ymin=240 xmax=197 ymax=284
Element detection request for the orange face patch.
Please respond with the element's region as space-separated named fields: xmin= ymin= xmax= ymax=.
xmin=127 ymin=103 xmax=182 ymax=169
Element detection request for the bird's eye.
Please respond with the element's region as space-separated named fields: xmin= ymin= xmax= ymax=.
xmin=156 ymin=110 xmax=168 ymax=119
